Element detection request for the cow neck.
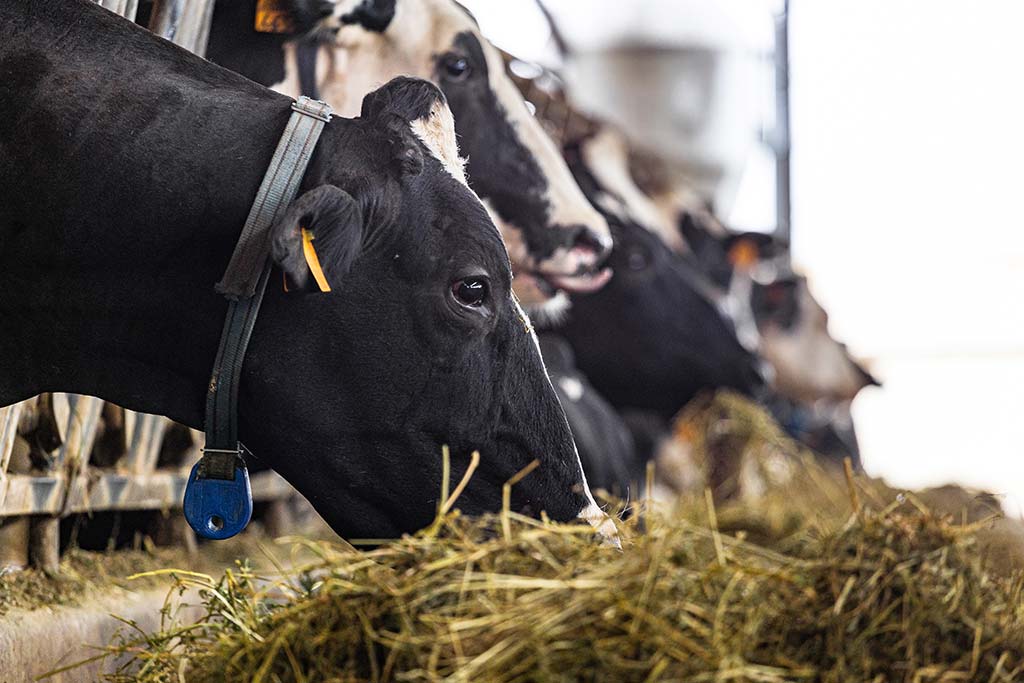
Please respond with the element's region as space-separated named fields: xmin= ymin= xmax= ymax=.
xmin=182 ymin=97 xmax=333 ymax=540
xmin=0 ymin=0 xmax=307 ymax=423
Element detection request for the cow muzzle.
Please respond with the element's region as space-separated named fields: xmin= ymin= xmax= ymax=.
xmin=578 ymin=500 xmax=621 ymax=549
xmin=514 ymin=223 xmax=613 ymax=308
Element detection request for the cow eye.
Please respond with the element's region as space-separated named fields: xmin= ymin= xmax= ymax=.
xmin=452 ymin=276 xmax=488 ymax=307
xmin=627 ymin=249 xmax=649 ymax=271
xmin=440 ymin=53 xmax=471 ymax=81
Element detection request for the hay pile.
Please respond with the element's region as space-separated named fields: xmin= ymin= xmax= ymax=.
xmin=78 ymin=478 xmax=1024 ymax=683
xmin=0 ymin=547 xmax=174 ymax=616
xmin=0 ymin=518 xmax=307 ymax=617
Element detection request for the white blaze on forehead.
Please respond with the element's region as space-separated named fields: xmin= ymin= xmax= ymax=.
xmin=410 ymin=99 xmax=467 ymax=185
xmin=323 ymin=0 xmax=437 ymax=117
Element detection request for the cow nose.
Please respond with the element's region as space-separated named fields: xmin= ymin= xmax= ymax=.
xmin=569 ymin=223 xmax=613 ymax=264
xmin=578 ymin=501 xmax=621 ymax=549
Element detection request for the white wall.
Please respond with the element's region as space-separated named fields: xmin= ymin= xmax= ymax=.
xmin=790 ymin=1 xmax=1024 ymax=515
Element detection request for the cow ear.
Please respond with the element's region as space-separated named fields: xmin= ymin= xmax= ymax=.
xmin=375 ymin=115 xmax=424 ymax=178
xmin=724 ymin=232 xmax=776 ymax=267
xmin=339 ymin=0 xmax=396 ymax=32
xmin=271 ymin=185 xmax=363 ymax=293
xmin=280 ymin=0 xmax=335 ymax=34
xmin=391 ymin=124 xmax=424 ymax=177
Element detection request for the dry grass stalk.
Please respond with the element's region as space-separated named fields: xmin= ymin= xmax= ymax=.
xmin=60 ymin=483 xmax=1024 ymax=683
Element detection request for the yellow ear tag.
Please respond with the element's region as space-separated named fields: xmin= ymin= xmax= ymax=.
xmin=728 ymin=239 xmax=759 ymax=272
xmin=301 ymin=228 xmax=332 ymax=293
xmin=255 ymin=0 xmax=296 ymax=33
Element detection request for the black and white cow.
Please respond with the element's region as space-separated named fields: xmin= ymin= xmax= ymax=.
xmin=672 ymin=216 xmax=880 ymax=467
xmin=495 ymin=77 xmax=766 ymax=474
xmin=557 ymin=142 xmax=766 ymax=421
xmin=516 ymin=63 xmax=876 ymax=471
xmin=0 ymin=0 xmax=614 ymax=542
xmin=623 ymin=143 xmax=879 ymax=411
xmin=202 ymin=0 xmax=613 ymax=319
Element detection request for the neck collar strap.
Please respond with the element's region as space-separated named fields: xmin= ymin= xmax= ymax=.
xmin=183 ymin=96 xmax=333 ymax=540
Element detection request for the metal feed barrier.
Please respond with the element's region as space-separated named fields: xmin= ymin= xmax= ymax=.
xmin=0 ymin=0 xmax=297 ymax=573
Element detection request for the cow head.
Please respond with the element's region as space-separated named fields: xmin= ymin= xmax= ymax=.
xmin=304 ymin=0 xmax=612 ymax=319
xmin=558 ymin=215 xmax=766 ymax=419
xmin=247 ymin=78 xmax=612 ymax=540
xmin=752 ymin=275 xmax=880 ymax=403
xmin=676 ymin=216 xmax=879 ymax=404
xmin=526 ymin=134 xmax=762 ymax=418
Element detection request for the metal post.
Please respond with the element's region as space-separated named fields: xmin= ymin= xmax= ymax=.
xmin=29 ymin=516 xmax=60 ymax=574
xmin=96 ymin=0 xmax=139 ymax=21
xmin=774 ymin=0 xmax=792 ymax=255
xmin=148 ymin=0 xmax=186 ymax=42
xmin=0 ymin=517 xmax=30 ymax=571
xmin=192 ymin=0 xmax=217 ymax=57
xmin=149 ymin=0 xmax=216 ymax=54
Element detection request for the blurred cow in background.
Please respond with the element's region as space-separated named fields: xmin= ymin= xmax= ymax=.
xmin=538 ymin=334 xmax=642 ymax=497
xmin=507 ymin=50 xmax=878 ymax=485
xmin=670 ymin=216 xmax=881 ymax=468
xmin=507 ymin=57 xmax=765 ymax=493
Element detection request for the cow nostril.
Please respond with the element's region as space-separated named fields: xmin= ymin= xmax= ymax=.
xmin=571 ymin=225 xmax=613 ymax=263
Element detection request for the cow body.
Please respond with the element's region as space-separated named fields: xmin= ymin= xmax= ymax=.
xmin=538 ymin=333 xmax=641 ymax=497
xmin=0 ymin=0 xmax=613 ymax=542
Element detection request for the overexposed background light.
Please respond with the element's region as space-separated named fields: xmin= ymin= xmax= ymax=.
xmin=790 ymin=1 xmax=1024 ymax=517
xmin=462 ymin=0 xmax=1024 ymax=516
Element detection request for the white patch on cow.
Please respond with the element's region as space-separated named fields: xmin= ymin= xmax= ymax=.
xmin=478 ymin=40 xmax=610 ymax=246
xmin=483 ymin=201 xmax=575 ymax=322
xmin=558 ymin=376 xmax=585 ymax=403
xmin=580 ymin=126 xmax=681 ymax=248
xmin=723 ymin=272 xmax=761 ymax=354
xmin=578 ymin=499 xmax=621 ymax=549
xmin=593 ymin=190 xmax=630 ymax=223
xmin=528 ymin=290 xmax=571 ymax=326
xmin=511 ymin=292 xmax=615 ymax=548
xmin=410 ymin=99 xmax=467 ymax=185
xmin=760 ymin=277 xmax=877 ymax=403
